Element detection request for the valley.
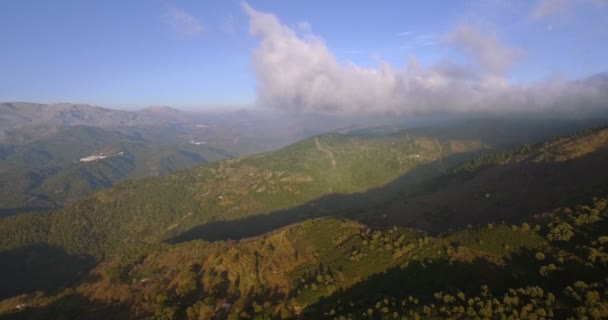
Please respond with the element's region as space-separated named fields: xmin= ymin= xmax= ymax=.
xmin=4 ymin=2 xmax=608 ymax=319
xmin=1 ymin=117 xmax=608 ymax=319
xmin=0 ymin=103 xmax=360 ymax=217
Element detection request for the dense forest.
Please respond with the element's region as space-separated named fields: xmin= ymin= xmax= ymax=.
xmin=0 ymin=130 xmax=486 ymax=259
xmin=2 ymin=196 xmax=607 ymax=319
xmin=0 ymin=125 xmax=607 ymax=319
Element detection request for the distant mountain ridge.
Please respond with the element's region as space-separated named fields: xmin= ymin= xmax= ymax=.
xmin=0 ymin=102 xmax=187 ymax=133
xmin=0 ymin=123 xmax=251 ymax=217
xmin=0 ymin=102 xmax=368 ymax=214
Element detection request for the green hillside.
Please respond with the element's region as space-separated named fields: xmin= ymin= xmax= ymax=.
xmin=0 ymin=126 xmax=234 ymax=216
xmin=2 ymin=196 xmax=607 ymax=319
xmin=0 ymin=117 xmax=598 ymax=217
xmin=0 ymin=130 xmax=485 ymax=258
xmin=1 ymin=124 xmax=608 ymax=319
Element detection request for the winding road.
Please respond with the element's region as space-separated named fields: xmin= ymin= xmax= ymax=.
xmin=315 ymin=136 xmax=336 ymax=169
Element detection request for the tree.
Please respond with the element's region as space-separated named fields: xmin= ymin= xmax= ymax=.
xmin=547 ymin=223 xmax=574 ymax=241
xmin=535 ymin=252 xmax=546 ymax=261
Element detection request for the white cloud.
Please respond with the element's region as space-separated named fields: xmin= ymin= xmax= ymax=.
xmin=531 ymin=0 xmax=607 ymax=20
xmin=397 ymin=31 xmax=416 ymax=37
xmin=445 ymin=25 xmax=520 ymax=76
xmin=242 ymin=2 xmax=608 ymax=115
xmin=164 ymin=7 xmax=204 ymax=37
xmin=297 ymin=21 xmax=312 ymax=33
xmin=399 ymin=32 xmax=438 ymax=49
xmin=531 ymin=0 xmax=572 ymax=20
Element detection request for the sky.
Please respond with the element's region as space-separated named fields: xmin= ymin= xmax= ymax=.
xmin=0 ymin=0 xmax=607 ymax=111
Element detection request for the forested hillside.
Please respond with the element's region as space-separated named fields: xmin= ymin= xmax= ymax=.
xmin=2 ymin=195 xmax=607 ymax=319
xmin=0 ymin=126 xmax=234 ymax=216
xmin=1 ymin=125 xmax=608 ymax=319
xmin=0 ymin=102 xmax=374 ymax=216
xmin=377 ymin=126 xmax=608 ymax=232
xmin=4 ymin=0 xmax=608 ymax=318
xmin=0 ymin=130 xmax=485 ymax=258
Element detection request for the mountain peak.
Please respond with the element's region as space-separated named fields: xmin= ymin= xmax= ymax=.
xmin=140 ymin=106 xmax=181 ymax=113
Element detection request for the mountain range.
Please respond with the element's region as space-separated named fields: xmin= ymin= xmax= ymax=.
xmin=1 ymin=114 xmax=608 ymax=319
xmin=0 ymin=102 xmax=379 ymax=217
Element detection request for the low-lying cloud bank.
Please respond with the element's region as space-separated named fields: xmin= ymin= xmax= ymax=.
xmin=242 ymin=3 xmax=608 ymax=116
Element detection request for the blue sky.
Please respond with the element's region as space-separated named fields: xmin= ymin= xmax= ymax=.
xmin=1 ymin=0 xmax=607 ymax=109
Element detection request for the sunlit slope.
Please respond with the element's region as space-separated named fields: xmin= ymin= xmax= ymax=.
xmin=3 ymin=127 xmax=608 ymax=319
xmin=5 ymin=195 xmax=606 ymax=319
xmin=0 ymin=131 xmax=484 ymax=257
xmin=305 ymin=197 xmax=608 ymax=319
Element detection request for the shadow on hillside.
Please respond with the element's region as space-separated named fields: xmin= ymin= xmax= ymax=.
xmin=299 ymin=257 xmax=513 ymax=318
xmin=0 ymin=207 xmax=54 ymax=219
xmin=0 ymin=245 xmax=96 ymax=300
xmin=397 ymin=147 xmax=608 ymax=233
xmin=0 ymin=293 xmax=131 ymax=320
xmin=299 ymin=247 xmax=602 ymax=319
xmin=167 ymin=151 xmax=479 ymax=243
xmin=169 ymin=145 xmax=608 ymax=244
